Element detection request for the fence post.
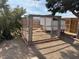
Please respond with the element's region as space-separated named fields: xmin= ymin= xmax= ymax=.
xmin=58 ymin=16 xmax=61 ymax=38
xmin=76 ymin=21 xmax=79 ymax=39
xmin=51 ymin=17 xmax=54 ymax=38
xmin=28 ymin=15 xmax=33 ymax=45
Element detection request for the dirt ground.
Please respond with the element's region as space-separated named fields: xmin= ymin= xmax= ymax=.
xmin=0 ymin=39 xmax=29 ymax=59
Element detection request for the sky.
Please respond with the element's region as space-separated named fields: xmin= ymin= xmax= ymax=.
xmin=7 ymin=0 xmax=77 ymax=18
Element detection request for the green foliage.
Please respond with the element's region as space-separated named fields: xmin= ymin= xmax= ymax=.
xmin=46 ymin=0 xmax=79 ymax=17
xmin=0 ymin=1 xmax=26 ymax=41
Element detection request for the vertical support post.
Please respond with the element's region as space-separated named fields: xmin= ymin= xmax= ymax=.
xmin=44 ymin=17 xmax=46 ymax=32
xmin=76 ymin=21 xmax=79 ymax=39
xmin=51 ymin=17 xmax=53 ymax=38
xmin=28 ymin=15 xmax=33 ymax=45
xmin=57 ymin=17 xmax=61 ymax=37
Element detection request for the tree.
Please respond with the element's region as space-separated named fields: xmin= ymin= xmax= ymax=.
xmin=46 ymin=0 xmax=79 ymax=17
xmin=0 ymin=0 xmax=26 ymax=41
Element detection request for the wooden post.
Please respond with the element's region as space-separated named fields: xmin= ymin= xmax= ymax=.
xmin=51 ymin=17 xmax=53 ymax=38
xmin=44 ymin=17 xmax=46 ymax=32
xmin=77 ymin=21 xmax=79 ymax=39
xmin=57 ymin=17 xmax=61 ymax=37
xmin=28 ymin=15 xmax=33 ymax=45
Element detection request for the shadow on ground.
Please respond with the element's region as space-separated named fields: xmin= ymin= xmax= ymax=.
xmin=60 ymin=50 xmax=79 ymax=59
xmin=59 ymin=33 xmax=79 ymax=59
xmin=30 ymin=33 xmax=79 ymax=59
xmin=30 ymin=42 xmax=46 ymax=59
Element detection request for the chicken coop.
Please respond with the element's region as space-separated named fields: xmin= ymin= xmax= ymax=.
xmin=25 ymin=15 xmax=64 ymax=43
xmin=22 ymin=14 xmax=79 ymax=44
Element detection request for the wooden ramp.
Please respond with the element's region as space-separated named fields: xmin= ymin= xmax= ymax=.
xmin=32 ymin=28 xmax=51 ymax=42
